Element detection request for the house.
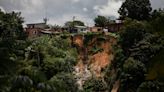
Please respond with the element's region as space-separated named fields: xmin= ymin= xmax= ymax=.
xmin=64 ymin=26 xmax=88 ymax=33
xmin=89 ymin=27 xmax=103 ymax=32
xmin=26 ymin=23 xmax=47 ymax=29
xmin=108 ymin=20 xmax=123 ymax=32
xmin=25 ymin=28 xmax=42 ymax=38
xmin=25 ymin=22 xmax=48 ymax=38
xmin=25 ymin=18 xmax=58 ymax=38
xmin=74 ymin=26 xmax=88 ymax=33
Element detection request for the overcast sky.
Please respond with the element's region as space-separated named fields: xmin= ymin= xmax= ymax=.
xmin=0 ymin=0 xmax=164 ymax=26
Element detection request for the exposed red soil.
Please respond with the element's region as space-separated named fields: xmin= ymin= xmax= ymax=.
xmin=89 ymin=39 xmax=113 ymax=77
xmin=73 ymin=35 xmax=116 ymax=78
xmin=90 ymin=52 xmax=112 ymax=77
xmin=73 ymin=35 xmax=83 ymax=48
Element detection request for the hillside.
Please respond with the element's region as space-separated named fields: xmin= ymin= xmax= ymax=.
xmin=71 ymin=33 xmax=116 ymax=89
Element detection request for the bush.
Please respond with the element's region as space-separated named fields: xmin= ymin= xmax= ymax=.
xmin=119 ymin=19 xmax=146 ymax=52
xmin=83 ymin=77 xmax=107 ymax=92
xmin=137 ymin=80 xmax=164 ymax=92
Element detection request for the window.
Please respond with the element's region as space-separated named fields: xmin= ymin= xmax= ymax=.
xmin=98 ymin=29 xmax=101 ymax=31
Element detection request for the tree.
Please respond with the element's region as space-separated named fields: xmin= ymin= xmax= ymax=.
xmin=21 ymin=36 xmax=78 ymax=91
xmin=0 ymin=10 xmax=27 ymax=91
xmin=94 ymin=15 xmax=109 ymax=27
xmin=104 ymin=18 xmax=164 ymax=92
xmin=0 ymin=10 xmax=26 ymax=40
xmin=119 ymin=19 xmax=146 ymax=54
xmin=118 ymin=0 xmax=152 ymax=20
xmin=49 ymin=73 xmax=78 ymax=92
xmin=137 ymin=80 xmax=164 ymax=92
xmin=83 ymin=77 xmax=107 ymax=92
xmin=150 ymin=9 xmax=164 ymax=35
xmin=120 ymin=57 xmax=146 ymax=92
xmin=0 ymin=9 xmax=80 ymax=92
xmin=10 ymin=75 xmax=33 ymax=92
xmin=64 ymin=20 xmax=85 ymax=28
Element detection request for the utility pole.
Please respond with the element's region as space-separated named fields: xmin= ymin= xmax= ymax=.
xmin=73 ymin=16 xmax=75 ymax=21
xmin=73 ymin=16 xmax=75 ymax=27
xmin=43 ymin=5 xmax=48 ymax=24
xmin=43 ymin=18 xmax=48 ymax=24
xmin=72 ymin=16 xmax=75 ymax=32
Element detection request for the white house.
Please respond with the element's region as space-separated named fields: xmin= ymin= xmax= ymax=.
xmin=74 ymin=26 xmax=88 ymax=33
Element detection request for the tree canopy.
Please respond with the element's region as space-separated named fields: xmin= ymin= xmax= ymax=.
xmin=150 ymin=9 xmax=164 ymax=35
xmin=0 ymin=10 xmax=79 ymax=91
xmin=0 ymin=10 xmax=28 ymax=91
xmin=118 ymin=0 xmax=152 ymax=20
xmin=105 ymin=18 xmax=164 ymax=92
xmin=94 ymin=15 xmax=110 ymax=27
xmin=64 ymin=20 xmax=85 ymax=27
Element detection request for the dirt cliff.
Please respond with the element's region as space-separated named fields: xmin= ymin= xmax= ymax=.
xmin=72 ymin=33 xmax=117 ymax=89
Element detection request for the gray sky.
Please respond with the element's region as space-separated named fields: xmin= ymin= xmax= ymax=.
xmin=0 ymin=0 xmax=164 ymax=26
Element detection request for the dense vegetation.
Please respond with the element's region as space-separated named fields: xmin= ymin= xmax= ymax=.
xmin=84 ymin=11 xmax=164 ymax=91
xmin=0 ymin=0 xmax=164 ymax=91
xmin=118 ymin=0 xmax=152 ymax=20
xmin=94 ymin=15 xmax=110 ymax=27
xmin=0 ymin=9 xmax=79 ymax=92
xmin=85 ymin=0 xmax=164 ymax=91
xmin=105 ymin=17 xmax=164 ymax=92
